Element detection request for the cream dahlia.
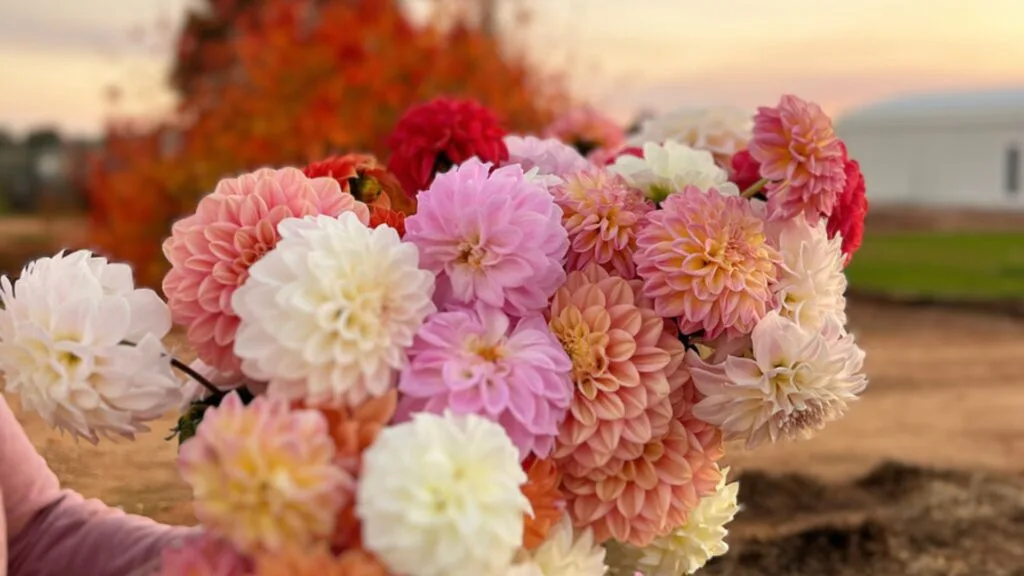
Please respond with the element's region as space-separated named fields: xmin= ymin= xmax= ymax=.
xmin=609 ymin=141 xmax=737 ymax=203
xmin=553 ymin=169 xmax=654 ymax=280
xmin=514 ymin=513 xmax=608 ymax=576
xmin=0 ymin=250 xmax=181 ymax=442
xmin=356 ymin=411 xmax=530 ymax=576
xmin=231 ymin=213 xmax=435 ymax=407
xmin=633 ymin=186 xmax=779 ymax=340
xmin=628 ymin=107 xmax=753 ymax=167
xmin=688 ymin=311 xmax=867 ymax=449
xmin=178 ymin=393 xmax=351 ymax=553
xmin=549 ymin=264 xmax=685 ymax=476
xmin=404 ymin=158 xmax=568 ymax=317
xmin=163 ymin=167 xmax=369 ymax=376
xmin=767 ymin=215 xmax=848 ymax=331
xmin=397 ymin=303 xmax=573 ymax=460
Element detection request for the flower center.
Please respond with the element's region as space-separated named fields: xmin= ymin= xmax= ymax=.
xmin=465 ymin=335 xmax=505 ymax=363
xmin=456 ymin=241 xmax=486 ymax=269
xmin=349 ymin=175 xmax=382 ymax=203
xmin=552 ymin=321 xmax=606 ymax=395
xmin=779 ymin=400 xmax=829 ymax=437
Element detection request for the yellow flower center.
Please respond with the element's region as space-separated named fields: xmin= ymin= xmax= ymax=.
xmin=456 ymin=241 xmax=486 ymax=269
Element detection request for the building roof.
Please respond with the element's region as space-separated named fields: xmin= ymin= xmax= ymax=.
xmin=837 ymin=87 xmax=1024 ymax=130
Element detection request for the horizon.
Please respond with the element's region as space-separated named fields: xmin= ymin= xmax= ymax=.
xmin=4 ymin=0 xmax=1024 ymax=138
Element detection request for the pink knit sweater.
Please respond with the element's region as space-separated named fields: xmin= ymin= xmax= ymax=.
xmin=1 ymin=395 xmax=195 ymax=576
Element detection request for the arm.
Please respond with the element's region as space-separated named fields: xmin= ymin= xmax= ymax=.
xmin=1 ymin=395 xmax=196 ymax=576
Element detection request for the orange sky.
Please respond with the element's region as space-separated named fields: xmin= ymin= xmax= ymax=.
xmin=2 ymin=0 xmax=1024 ymax=136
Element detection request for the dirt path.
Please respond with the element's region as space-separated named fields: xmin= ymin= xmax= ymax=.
xmin=6 ymin=299 xmax=1024 ymax=574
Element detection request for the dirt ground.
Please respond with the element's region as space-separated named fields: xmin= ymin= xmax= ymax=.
xmin=6 ymin=299 xmax=1024 ymax=575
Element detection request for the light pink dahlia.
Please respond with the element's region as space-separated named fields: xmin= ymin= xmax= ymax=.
xmin=748 ymin=95 xmax=846 ymax=224
xmin=554 ymin=169 xmax=654 ymax=280
xmin=634 ymin=186 xmax=780 ymax=340
xmin=178 ymin=393 xmax=351 ymax=553
xmin=156 ymin=535 xmax=250 ymax=576
xmin=548 ymin=264 xmax=687 ymax=477
xmin=162 ymin=167 xmax=370 ymax=375
xmin=503 ymin=135 xmax=591 ymax=178
xmin=404 ymin=158 xmax=569 ymax=317
xmin=396 ymin=302 xmax=573 ymax=460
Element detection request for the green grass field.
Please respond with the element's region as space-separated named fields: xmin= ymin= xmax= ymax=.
xmin=845 ymin=232 xmax=1024 ymax=300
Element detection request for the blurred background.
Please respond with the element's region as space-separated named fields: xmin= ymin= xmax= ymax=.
xmin=2 ymin=1 xmax=1024 ymax=574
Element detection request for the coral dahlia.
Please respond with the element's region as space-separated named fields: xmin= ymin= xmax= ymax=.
xmin=553 ymin=169 xmax=654 ymax=280
xmin=303 ymin=153 xmax=410 ymax=213
xmin=633 ymin=186 xmax=780 ymax=340
xmin=396 ymin=302 xmax=573 ymax=460
xmin=404 ymin=158 xmax=569 ymax=317
xmin=522 ymin=456 xmax=566 ymax=550
xmin=749 ymin=95 xmax=846 ymax=224
xmin=162 ymin=167 xmax=369 ymax=375
xmin=386 ymin=97 xmax=509 ymax=197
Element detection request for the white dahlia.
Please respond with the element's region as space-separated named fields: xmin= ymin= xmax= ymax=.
xmin=627 ymin=468 xmax=740 ymax=575
xmin=627 ymin=107 xmax=753 ymax=166
xmin=0 ymin=250 xmax=181 ymax=442
xmin=356 ymin=411 xmax=530 ymax=576
xmin=688 ymin=311 xmax=867 ymax=449
xmin=768 ymin=215 xmax=848 ymax=332
xmin=231 ymin=213 xmax=435 ymax=407
xmin=515 ymin=513 xmax=607 ymax=576
xmin=609 ymin=140 xmax=737 ymax=203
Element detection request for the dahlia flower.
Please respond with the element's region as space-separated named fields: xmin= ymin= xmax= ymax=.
xmin=522 ymin=457 xmax=565 ymax=550
xmin=553 ymin=169 xmax=654 ymax=280
xmin=827 ymin=142 xmax=868 ymax=265
xmin=504 ymin=135 xmax=591 ymax=183
xmin=628 ymin=107 xmax=753 ymax=167
xmin=396 ymin=302 xmax=573 ymax=460
xmin=356 ymin=411 xmax=530 ymax=576
xmin=548 ymin=264 xmax=686 ymax=475
xmin=609 ymin=141 xmax=737 ymax=203
xmin=545 ymin=106 xmax=625 ymax=158
xmin=562 ymin=417 xmax=723 ymax=547
xmin=232 ymin=213 xmax=435 ymax=407
xmin=515 ymin=513 xmax=608 ymax=576
xmin=768 ymin=216 xmax=848 ymax=332
xmin=302 ymin=153 xmax=411 ymax=213
xmin=386 ymin=97 xmax=509 ymax=196
xmin=689 ymin=311 xmax=868 ymax=449
xmin=404 ymin=158 xmax=568 ymax=317
xmin=605 ymin=468 xmax=739 ymax=576
xmin=633 ymin=186 xmax=780 ymax=340
xmin=178 ymin=393 xmax=350 ymax=553
xmin=0 ymin=250 xmax=181 ymax=442
xmin=749 ymin=95 xmax=846 ymax=224
xmin=156 ymin=535 xmax=250 ymax=576
xmin=729 ymin=149 xmax=762 ymax=193
xmin=162 ymin=167 xmax=369 ymax=375
xmin=253 ymin=548 xmax=388 ymax=576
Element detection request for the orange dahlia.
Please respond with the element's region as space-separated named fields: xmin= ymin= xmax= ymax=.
xmin=303 ymin=153 xmax=412 ymax=214
xmin=521 ymin=456 xmax=565 ymax=550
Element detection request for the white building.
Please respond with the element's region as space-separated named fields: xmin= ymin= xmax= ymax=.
xmin=836 ymin=88 xmax=1024 ymax=210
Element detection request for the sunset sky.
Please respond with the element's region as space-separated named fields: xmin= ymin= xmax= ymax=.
xmin=2 ymin=0 xmax=1024 ymax=137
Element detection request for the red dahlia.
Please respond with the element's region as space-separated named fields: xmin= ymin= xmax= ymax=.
xmin=827 ymin=142 xmax=868 ymax=266
xmin=729 ymin=148 xmax=762 ymax=192
xmin=385 ymin=97 xmax=509 ymax=198
xmin=303 ymin=153 xmax=412 ymax=214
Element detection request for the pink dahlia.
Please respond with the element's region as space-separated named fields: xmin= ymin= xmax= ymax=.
xmin=396 ymin=302 xmax=573 ymax=460
xmin=162 ymin=167 xmax=370 ymax=375
xmin=503 ymin=135 xmax=591 ymax=179
xmin=554 ymin=169 xmax=654 ymax=280
xmin=549 ymin=264 xmax=687 ymax=477
xmin=545 ymin=106 xmax=626 ymax=158
xmin=634 ymin=186 xmax=780 ymax=340
xmin=404 ymin=158 xmax=569 ymax=317
xmin=748 ymin=95 xmax=846 ymax=224
xmin=156 ymin=535 xmax=250 ymax=576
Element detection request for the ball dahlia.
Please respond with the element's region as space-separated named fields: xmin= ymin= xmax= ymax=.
xmin=356 ymin=411 xmax=530 ymax=576
xmin=553 ymin=169 xmax=654 ymax=280
xmin=396 ymin=302 xmax=573 ymax=460
xmin=178 ymin=393 xmax=351 ymax=553
xmin=749 ymin=95 xmax=846 ymax=224
xmin=0 ymin=250 xmax=181 ymax=442
xmin=404 ymin=158 xmax=569 ymax=317
xmin=545 ymin=105 xmax=625 ymax=158
xmin=548 ymin=264 xmax=686 ymax=476
xmin=827 ymin=142 xmax=868 ymax=265
xmin=386 ymin=97 xmax=509 ymax=197
xmin=163 ymin=167 xmax=369 ymax=375
xmin=628 ymin=106 xmax=753 ymax=167
xmin=231 ymin=213 xmax=436 ymax=407
xmin=633 ymin=186 xmax=780 ymax=340
xmin=688 ymin=311 xmax=868 ymax=448
xmin=609 ymin=141 xmax=737 ymax=203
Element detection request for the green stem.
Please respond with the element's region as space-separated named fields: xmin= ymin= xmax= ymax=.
xmin=740 ymin=178 xmax=768 ymax=199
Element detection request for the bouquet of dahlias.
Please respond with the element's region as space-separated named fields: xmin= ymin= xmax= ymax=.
xmin=0 ymin=94 xmax=868 ymax=576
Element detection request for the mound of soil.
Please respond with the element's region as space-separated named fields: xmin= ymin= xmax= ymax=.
xmin=702 ymin=461 xmax=1024 ymax=576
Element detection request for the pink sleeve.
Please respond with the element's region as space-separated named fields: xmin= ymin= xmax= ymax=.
xmin=2 ymin=395 xmax=197 ymax=576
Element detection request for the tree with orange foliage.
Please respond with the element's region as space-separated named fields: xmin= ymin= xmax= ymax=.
xmin=87 ymin=0 xmax=564 ymax=287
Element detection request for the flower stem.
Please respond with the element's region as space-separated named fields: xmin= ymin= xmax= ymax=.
xmin=169 ymin=357 xmax=220 ymax=396
xmin=740 ymin=178 xmax=768 ymax=199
